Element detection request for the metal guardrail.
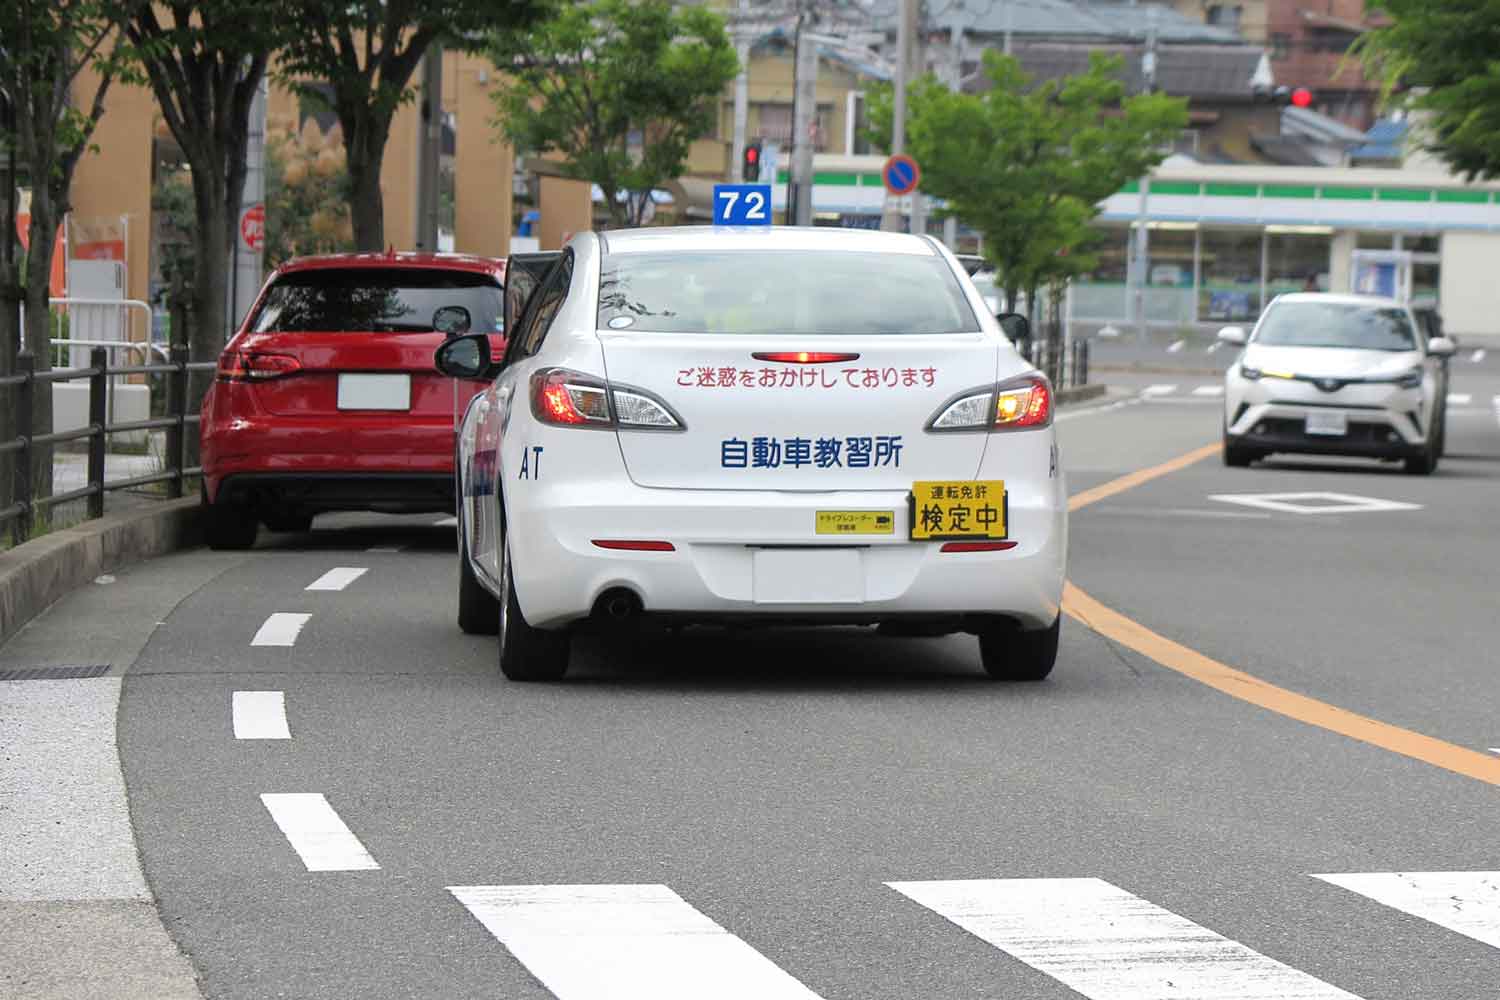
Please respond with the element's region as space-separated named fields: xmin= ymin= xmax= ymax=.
xmin=1 ymin=345 xmax=215 ymax=546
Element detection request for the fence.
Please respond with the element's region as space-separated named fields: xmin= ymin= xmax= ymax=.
xmin=1027 ymin=338 xmax=1091 ymax=392
xmin=0 ymin=345 xmax=215 ymax=546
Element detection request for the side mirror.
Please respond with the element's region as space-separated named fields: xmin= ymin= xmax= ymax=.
xmin=996 ymin=312 xmax=1031 ymax=344
xmin=433 ymin=305 xmax=472 ymax=337
xmin=1427 ymin=336 xmax=1457 ymax=358
xmin=1217 ymin=326 xmax=1248 ymax=346
xmin=435 ymin=333 xmax=492 ymax=380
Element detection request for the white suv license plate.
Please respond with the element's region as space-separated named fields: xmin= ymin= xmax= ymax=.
xmin=337 ymin=374 xmax=411 ymax=411
xmin=1305 ymin=411 xmax=1347 ymax=437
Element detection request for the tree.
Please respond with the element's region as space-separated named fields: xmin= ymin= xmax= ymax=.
xmin=489 ymin=0 xmax=739 ymax=229
xmin=0 ymin=0 xmax=127 ymax=514
xmin=262 ymin=120 xmax=355 ymax=267
xmin=119 ymin=1 xmax=289 ymax=427
xmin=1357 ymin=0 xmax=1500 ymax=179
xmin=276 ymin=0 xmax=549 ymax=252
xmin=866 ymin=52 xmax=1187 ymax=312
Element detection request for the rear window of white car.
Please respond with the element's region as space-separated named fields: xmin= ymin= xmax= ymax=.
xmin=252 ymin=269 xmax=504 ymax=334
xmin=1255 ymin=302 xmax=1417 ymax=351
xmin=597 ymin=250 xmax=980 ymax=335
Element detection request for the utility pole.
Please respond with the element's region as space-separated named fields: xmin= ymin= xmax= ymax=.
xmin=909 ymin=0 xmax=928 ymax=238
xmin=1131 ymin=6 xmax=1158 ymax=344
xmin=228 ymin=76 xmax=267 ymax=335
xmin=879 ymin=0 xmax=912 ymax=232
xmin=731 ymin=0 xmax=751 ymax=182
xmin=942 ymin=15 xmax=962 ymax=248
xmin=414 ymin=44 xmax=443 ymax=251
xmin=789 ymin=0 xmax=818 ymax=227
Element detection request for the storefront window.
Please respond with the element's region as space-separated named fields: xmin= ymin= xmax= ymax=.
xmin=1200 ymin=229 xmax=1262 ymax=322
xmin=1412 ymin=261 xmax=1440 ymax=308
xmin=1265 ymin=233 xmax=1331 ymax=300
xmin=1072 ymin=226 xmax=1128 ymax=319
xmin=1357 ymin=232 xmax=1395 ymax=250
xmin=1143 ymin=226 xmax=1196 ymax=324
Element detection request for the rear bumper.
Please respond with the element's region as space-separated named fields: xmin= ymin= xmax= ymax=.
xmin=212 ymin=472 xmax=453 ymax=515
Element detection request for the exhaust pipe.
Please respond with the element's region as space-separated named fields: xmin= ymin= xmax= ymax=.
xmin=593 ymin=587 xmax=643 ymax=625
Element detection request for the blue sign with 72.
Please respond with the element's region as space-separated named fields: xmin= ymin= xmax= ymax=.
xmin=713 ymin=184 xmax=772 ymax=226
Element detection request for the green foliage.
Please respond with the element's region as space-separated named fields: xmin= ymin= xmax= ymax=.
xmin=1357 ymin=0 xmax=1500 ymax=179
xmin=489 ymin=0 xmax=739 ymax=228
xmin=866 ymin=52 xmax=1187 ymax=305
xmin=262 ymin=129 xmax=355 ymax=267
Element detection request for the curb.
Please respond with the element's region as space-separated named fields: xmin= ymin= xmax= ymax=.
xmin=1056 ymin=383 xmax=1108 ymax=405
xmin=0 ymin=498 xmax=203 ymax=647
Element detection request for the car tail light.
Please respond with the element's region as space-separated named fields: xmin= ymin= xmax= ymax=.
xmin=592 ymin=539 xmax=676 ymax=551
xmin=751 ymin=351 xmax=860 ymax=364
xmin=929 ymin=374 xmax=1051 ymax=432
xmin=940 ymin=541 xmax=1019 ymax=553
xmin=217 ymin=351 xmax=301 ymax=381
xmin=530 ymin=368 xmax=683 ymax=430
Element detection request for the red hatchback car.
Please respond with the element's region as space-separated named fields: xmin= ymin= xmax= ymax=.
xmin=200 ymin=252 xmax=506 ymax=549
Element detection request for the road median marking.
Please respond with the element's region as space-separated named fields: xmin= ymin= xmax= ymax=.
xmin=1065 ymin=444 xmax=1500 ymax=788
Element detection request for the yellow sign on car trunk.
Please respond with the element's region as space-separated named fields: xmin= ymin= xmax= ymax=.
xmin=909 ymin=480 xmax=1008 ymax=540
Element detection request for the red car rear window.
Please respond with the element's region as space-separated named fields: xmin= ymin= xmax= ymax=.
xmin=252 ymin=268 xmax=504 ymax=334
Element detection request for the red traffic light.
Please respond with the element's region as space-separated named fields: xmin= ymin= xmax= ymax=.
xmin=745 ymin=147 xmax=759 ymax=164
xmin=1290 ymin=87 xmax=1313 ymax=108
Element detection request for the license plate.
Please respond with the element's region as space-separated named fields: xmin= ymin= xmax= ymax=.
xmin=752 ymin=549 xmax=862 ymax=604
xmin=1305 ymin=411 xmax=1347 ymax=436
xmin=815 ymin=511 xmax=895 ymax=536
xmin=909 ymin=480 xmax=1007 ymax=540
xmin=337 ymin=374 xmax=411 ymax=411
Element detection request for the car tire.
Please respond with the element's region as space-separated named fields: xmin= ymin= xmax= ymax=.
xmin=978 ymin=616 xmax=1059 ymax=681
xmin=458 ymin=543 xmax=500 ymax=635
xmin=497 ymin=539 xmax=569 ymax=681
xmin=1404 ymin=441 xmax=1439 ymax=476
xmin=1223 ymin=437 xmax=1254 ymax=468
xmin=202 ymin=485 xmax=258 ymax=551
xmin=263 ymin=512 xmax=313 ymax=533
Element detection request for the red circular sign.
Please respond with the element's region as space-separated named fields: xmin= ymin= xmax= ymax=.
xmin=882 ymin=154 xmax=921 ymax=196
xmin=240 ymin=203 xmax=266 ymax=253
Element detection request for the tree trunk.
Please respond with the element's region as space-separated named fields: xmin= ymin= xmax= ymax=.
xmin=183 ymin=167 xmax=231 ymax=468
xmin=343 ymin=112 xmax=391 ymax=252
xmin=23 ymin=204 xmax=58 ymax=521
xmin=0 ymin=276 xmax=17 ymax=520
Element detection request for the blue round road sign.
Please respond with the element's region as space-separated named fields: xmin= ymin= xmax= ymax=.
xmin=883 ymin=154 xmax=921 ymax=196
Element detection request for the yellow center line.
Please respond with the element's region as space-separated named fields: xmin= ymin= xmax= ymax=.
xmin=1063 ymin=443 xmax=1500 ymax=787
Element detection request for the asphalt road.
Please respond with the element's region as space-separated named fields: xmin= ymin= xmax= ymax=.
xmin=10 ymin=368 xmax=1500 ymax=999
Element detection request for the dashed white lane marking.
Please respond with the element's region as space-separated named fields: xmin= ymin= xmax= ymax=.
xmin=260 ymin=793 xmax=380 ymax=871
xmin=1448 ymin=393 xmax=1473 ymax=405
xmin=433 ymin=515 xmax=458 ymax=527
xmin=1314 ymin=872 xmax=1500 ymax=951
xmin=305 ymin=567 xmax=368 ymax=592
xmin=1472 ymin=349 xmax=1487 ymax=363
xmin=1191 ymin=385 xmax=1225 ymax=397
xmin=1206 ymin=340 xmax=1224 ymax=353
xmin=448 ymin=884 xmax=826 ymax=1000
xmin=232 ymin=691 xmax=290 ymax=740
xmin=889 ymin=878 xmax=1363 ymax=1000
xmin=1490 ymin=748 xmax=1500 ymax=755
xmin=366 ymin=545 xmax=404 ymax=553
xmin=1055 ymin=397 xmax=1144 ymax=422
xmin=251 ymin=612 xmax=312 ymax=647
xmin=1166 ymin=339 xmax=1185 ymax=353
xmin=1142 ymin=384 xmax=1177 ymax=397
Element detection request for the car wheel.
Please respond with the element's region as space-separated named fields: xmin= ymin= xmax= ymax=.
xmin=1223 ymin=437 xmax=1254 ymax=468
xmin=1435 ymin=411 xmax=1448 ymax=458
xmin=263 ymin=512 xmax=313 ymax=533
xmin=1404 ymin=441 xmax=1439 ymax=476
xmin=978 ymin=616 xmax=1059 ymax=681
xmin=497 ymin=539 xmax=569 ymax=681
xmin=202 ymin=484 xmax=258 ymax=550
xmin=457 ymin=541 xmax=500 ymax=635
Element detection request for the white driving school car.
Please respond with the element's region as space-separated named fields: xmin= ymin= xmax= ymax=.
xmin=435 ymin=227 xmax=1067 ymax=682
xmin=1219 ymin=293 xmax=1456 ymax=474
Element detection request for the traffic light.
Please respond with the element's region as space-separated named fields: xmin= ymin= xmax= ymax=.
xmin=1267 ymin=85 xmax=1314 ymax=108
xmin=743 ymin=141 xmax=762 ymax=182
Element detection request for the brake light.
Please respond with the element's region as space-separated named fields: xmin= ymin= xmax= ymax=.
xmin=940 ymin=541 xmax=1019 ymax=552
xmin=530 ymin=369 xmax=682 ymax=429
xmin=929 ymin=374 xmax=1052 ymax=431
xmin=216 ymin=351 xmax=301 ymax=381
xmin=591 ymin=540 xmax=676 ymax=551
xmin=752 ymin=351 xmax=860 ymax=364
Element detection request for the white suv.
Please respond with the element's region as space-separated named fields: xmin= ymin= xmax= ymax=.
xmin=1219 ymin=293 xmax=1456 ymax=474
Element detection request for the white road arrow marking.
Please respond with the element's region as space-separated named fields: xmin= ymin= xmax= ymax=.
xmin=1209 ymin=492 xmax=1423 ymax=515
xmin=448 ymin=884 xmax=825 ymax=1000
xmin=251 ymin=612 xmax=312 ymax=647
xmin=232 ymin=691 xmax=290 ymax=740
xmin=889 ymin=878 xmax=1363 ymax=999
xmin=1314 ymin=872 xmax=1500 ymax=951
xmin=305 ymin=567 xmax=368 ymax=591
xmin=260 ymin=793 xmax=379 ymax=871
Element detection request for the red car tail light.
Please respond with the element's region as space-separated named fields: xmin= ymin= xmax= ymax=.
xmin=530 ymin=368 xmax=683 ymax=430
xmin=751 ymin=351 xmax=860 ymax=364
xmin=217 ymin=351 xmax=302 ymax=382
xmin=928 ymin=374 xmax=1052 ymax=432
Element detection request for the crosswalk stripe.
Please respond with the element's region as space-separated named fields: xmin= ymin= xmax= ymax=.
xmin=1142 ymin=384 xmax=1177 ymax=397
xmin=1191 ymin=385 xmax=1225 ymax=397
xmin=888 ymin=878 xmax=1363 ymax=999
xmin=306 ymin=567 xmax=368 ymax=591
xmin=260 ymin=793 xmax=379 ymax=871
xmin=1447 ymin=393 xmax=1473 ymax=405
xmin=1313 ymin=871 xmax=1500 ymax=951
xmin=448 ymin=884 xmax=825 ymax=1000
